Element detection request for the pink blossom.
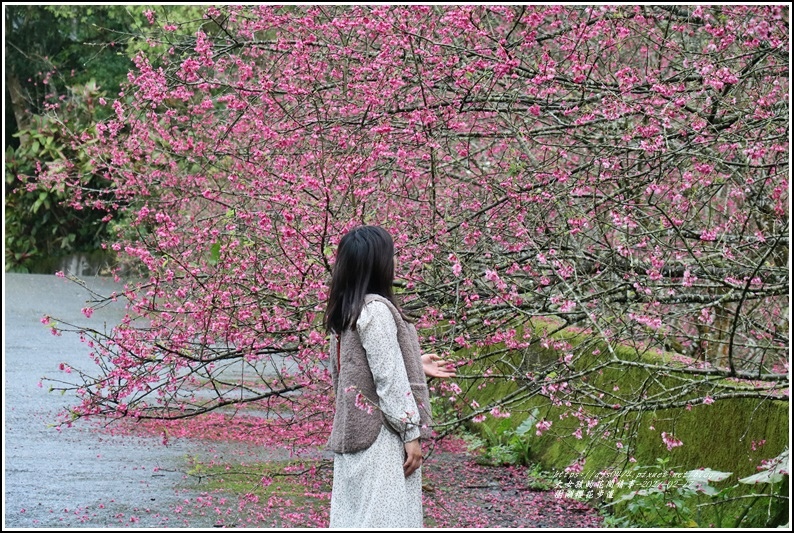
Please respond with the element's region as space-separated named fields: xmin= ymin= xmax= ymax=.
xmin=564 ymin=458 xmax=585 ymax=474
xmin=629 ymin=313 xmax=662 ymax=330
xmin=536 ymin=420 xmax=552 ymax=436
xmin=354 ymin=393 xmax=374 ymax=415
xmin=559 ymin=300 xmax=576 ymax=313
xmin=490 ymin=407 xmax=511 ymax=418
xmin=661 ymin=432 xmax=683 ymax=451
xmin=700 ymin=229 xmax=718 ymax=241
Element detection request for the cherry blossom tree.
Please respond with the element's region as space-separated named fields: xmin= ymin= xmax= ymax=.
xmin=43 ymin=5 xmax=788 ymax=456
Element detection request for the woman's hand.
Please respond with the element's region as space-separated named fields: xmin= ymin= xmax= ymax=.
xmin=403 ymin=438 xmax=422 ymax=477
xmin=422 ymin=353 xmax=457 ymax=378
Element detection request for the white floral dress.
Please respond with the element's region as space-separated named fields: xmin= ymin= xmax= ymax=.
xmin=329 ymin=300 xmax=423 ymax=528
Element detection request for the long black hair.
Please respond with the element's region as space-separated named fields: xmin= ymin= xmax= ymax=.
xmin=324 ymin=225 xmax=402 ymax=333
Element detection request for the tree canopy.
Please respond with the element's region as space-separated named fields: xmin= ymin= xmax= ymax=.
xmin=42 ymin=5 xmax=788 ymax=468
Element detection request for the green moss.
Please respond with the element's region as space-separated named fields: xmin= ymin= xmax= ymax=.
xmin=454 ymin=325 xmax=789 ymax=528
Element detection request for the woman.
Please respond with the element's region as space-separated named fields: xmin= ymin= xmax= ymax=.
xmin=324 ymin=225 xmax=455 ymax=528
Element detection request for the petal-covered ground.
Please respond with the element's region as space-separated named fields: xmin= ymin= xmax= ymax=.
xmin=163 ymin=456 xmax=605 ymax=528
xmin=423 ymin=446 xmax=604 ymax=528
xmin=91 ymin=408 xmax=605 ymax=528
xmin=121 ymin=444 xmax=605 ymax=528
xmin=95 ymin=418 xmax=604 ymax=528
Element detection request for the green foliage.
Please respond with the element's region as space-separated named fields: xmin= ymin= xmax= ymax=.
xmin=4 ymin=5 xmax=226 ymax=272
xmin=121 ymin=5 xmax=213 ymax=61
xmin=525 ymin=462 xmax=556 ymax=491
xmin=4 ymin=82 xmax=115 ymax=272
xmin=603 ymin=456 xmax=702 ymax=528
xmin=5 ymin=5 xmax=214 ymax=129
xmin=5 ymin=6 xmax=132 ymax=121
xmin=471 ymin=409 xmax=538 ymax=467
xmin=603 ymin=454 xmax=789 ymax=528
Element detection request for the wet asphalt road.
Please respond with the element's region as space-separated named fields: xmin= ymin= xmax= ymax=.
xmin=3 ymin=273 xmax=249 ymax=528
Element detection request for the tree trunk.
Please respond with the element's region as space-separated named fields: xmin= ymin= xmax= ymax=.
xmin=5 ymin=71 xmax=30 ymax=133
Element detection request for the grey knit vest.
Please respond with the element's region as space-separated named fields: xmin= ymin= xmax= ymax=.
xmin=326 ymin=294 xmax=433 ymax=454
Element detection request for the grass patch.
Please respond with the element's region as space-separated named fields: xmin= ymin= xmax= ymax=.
xmin=177 ymin=456 xmax=333 ymax=527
